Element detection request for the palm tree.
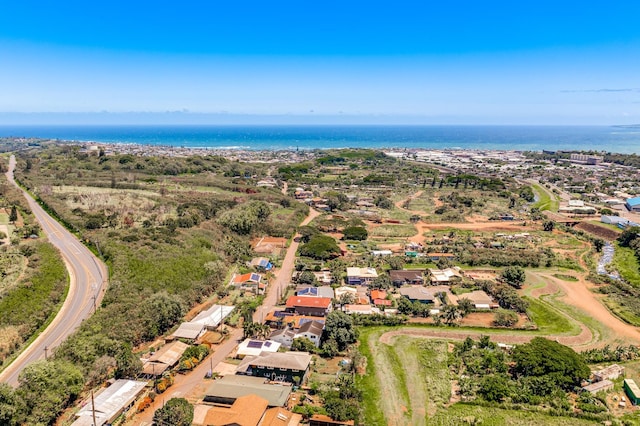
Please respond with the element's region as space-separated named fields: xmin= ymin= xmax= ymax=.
xmin=441 ymin=305 xmax=461 ymax=326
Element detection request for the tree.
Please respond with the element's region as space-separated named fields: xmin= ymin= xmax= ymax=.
xmin=0 ymin=383 xmax=20 ymax=426
xmin=478 ymin=374 xmax=512 ymax=402
xmin=512 ymin=337 xmax=590 ymax=391
xmin=321 ymin=339 xmax=339 ymax=358
xmin=292 ymin=337 xmax=318 ymax=353
xmin=298 ymin=271 xmax=317 ymax=285
xmin=115 ymin=343 xmax=142 ymax=379
xmin=8 ymin=206 xmax=17 ymax=223
xmin=542 ymin=220 xmax=555 ymax=232
xmin=457 ymin=298 xmax=474 ymax=317
xmin=142 ymin=292 xmax=185 ymax=339
xmin=298 ymin=226 xmax=319 ymax=243
xmin=396 ymin=297 xmax=414 ymax=315
xmin=371 ymin=274 xmax=391 ymax=290
xmin=342 ymin=226 xmax=368 ymax=241
xmin=153 ymin=398 xmax=194 ymax=426
xmin=441 ymin=304 xmax=461 ymax=325
xmin=593 ymin=238 xmax=605 ymax=252
xmin=299 ymin=235 xmax=341 ymax=260
xmin=16 ymin=360 xmax=83 ymax=425
xmin=618 ymin=226 xmax=640 ymax=247
xmin=387 ymin=256 xmax=405 ymax=270
xmin=325 ymin=311 xmax=357 ymax=351
xmin=374 ymin=195 xmax=393 ymax=209
xmin=338 ymin=292 xmax=355 ymax=306
xmin=493 ymin=310 xmax=519 ymax=327
xmin=501 ymin=266 xmax=526 ymax=289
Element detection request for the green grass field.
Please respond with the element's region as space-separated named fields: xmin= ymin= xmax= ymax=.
xmin=531 ymin=183 xmax=559 ymax=212
xmin=613 ymin=245 xmax=640 ymax=287
xmin=358 ymin=326 xmax=602 ymax=425
xmin=370 ymin=224 xmax=418 ymax=238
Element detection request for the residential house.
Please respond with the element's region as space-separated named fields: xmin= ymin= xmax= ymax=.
xmin=236 ymin=339 xmax=282 ymax=359
xmin=269 ymin=328 xmax=296 ymax=348
xmin=237 ymin=351 xmax=313 ymax=384
xmin=594 ymin=364 xmax=625 ymax=382
xmin=343 ymin=304 xmax=379 ymax=315
xmin=389 ymin=270 xmax=424 ymax=286
xmin=250 ymin=257 xmax=273 ymax=271
xmin=346 ymin=267 xmax=378 ymax=285
xmin=334 ymin=286 xmax=358 ymax=300
xmin=234 ymin=273 xmax=265 ymax=294
xmin=141 ymin=340 xmax=190 ymax=377
xmin=399 ymin=286 xmax=440 ymax=304
xmin=583 ymin=380 xmax=614 ymax=395
xmin=296 ymin=285 xmax=335 ymax=299
xmin=426 ymin=253 xmax=456 ymax=262
xmin=71 ymin=380 xmax=148 ymax=426
xmin=294 ymin=320 xmax=324 ymax=347
xmin=427 ymin=267 xmax=462 ymax=284
xmin=170 ymin=304 xmax=235 ymax=340
xmin=457 ymin=290 xmax=498 ymax=309
xmin=285 ymin=296 xmax=332 ymax=317
xmin=198 ymin=394 xmax=269 ymax=426
xmin=309 ymin=414 xmax=355 ymax=426
xmin=370 ymin=289 xmax=387 ymax=300
xmin=203 ymin=375 xmax=292 ymax=407
xmin=371 ymin=250 xmax=393 ymax=257
xmin=312 ymin=270 xmax=333 ymax=285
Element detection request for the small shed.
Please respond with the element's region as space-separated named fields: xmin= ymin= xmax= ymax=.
xmin=582 ymin=379 xmax=614 ymax=394
xmin=624 ymin=379 xmax=640 ymax=405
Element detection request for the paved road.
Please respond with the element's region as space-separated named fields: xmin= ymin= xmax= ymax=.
xmin=0 ymin=155 xmax=108 ymax=386
xmin=132 ymin=204 xmax=320 ymax=425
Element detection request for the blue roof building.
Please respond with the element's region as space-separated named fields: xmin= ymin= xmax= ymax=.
xmin=626 ymin=197 xmax=640 ymax=212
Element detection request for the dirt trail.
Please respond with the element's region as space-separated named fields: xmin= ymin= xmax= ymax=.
xmin=532 ymin=271 xmax=640 ymax=345
xmin=394 ymin=190 xmax=424 ymax=214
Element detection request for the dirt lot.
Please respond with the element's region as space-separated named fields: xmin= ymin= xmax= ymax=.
xmin=574 ymin=221 xmax=622 ymax=241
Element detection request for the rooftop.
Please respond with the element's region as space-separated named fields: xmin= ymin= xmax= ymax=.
xmin=346 ymin=267 xmax=378 ymax=278
xmin=205 ymin=375 xmax=292 ymax=407
xmin=286 ymin=296 xmax=332 ymax=309
xmin=72 ymin=380 xmax=148 ymax=426
xmin=238 ymin=351 xmax=312 ymax=372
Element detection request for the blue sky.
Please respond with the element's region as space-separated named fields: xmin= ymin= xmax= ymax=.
xmin=1 ymin=1 xmax=639 ymax=124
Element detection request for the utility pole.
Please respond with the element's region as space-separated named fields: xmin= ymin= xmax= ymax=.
xmin=91 ymin=390 xmax=97 ymax=426
xmin=44 ymin=346 xmax=48 ymax=360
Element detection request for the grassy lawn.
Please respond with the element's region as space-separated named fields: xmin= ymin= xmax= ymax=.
xmin=358 ymin=327 xmax=450 ymax=426
xmin=531 ymin=182 xmax=559 ymax=212
xmin=359 ymin=326 xmax=602 ymax=426
xmin=429 ymin=403 xmax=599 ymax=425
xmin=370 ymin=224 xmax=417 ymax=238
xmin=613 ymin=245 xmax=640 ymax=287
xmin=524 ymin=296 xmax=579 ymax=335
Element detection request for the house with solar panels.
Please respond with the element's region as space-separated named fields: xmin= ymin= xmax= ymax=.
xmin=236 ymin=339 xmax=282 ymax=358
xmin=233 ymin=272 xmax=265 ymax=294
xmin=250 ymin=257 xmax=273 ymax=271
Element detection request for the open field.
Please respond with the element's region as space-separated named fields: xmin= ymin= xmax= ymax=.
xmin=370 ymin=224 xmax=418 ymax=238
xmin=613 ymin=245 xmax=640 ymax=287
xmin=359 ymin=327 xmax=603 ymax=425
xmin=531 ymin=182 xmax=560 ymax=212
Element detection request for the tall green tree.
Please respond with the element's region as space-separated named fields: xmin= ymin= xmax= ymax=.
xmin=16 ymin=360 xmax=83 ymax=425
xmin=325 ymin=311 xmax=357 ymax=351
xmin=8 ymin=206 xmax=17 ymax=223
xmin=512 ymin=337 xmax=590 ymax=391
xmin=501 ymin=266 xmax=526 ymax=289
xmin=153 ymin=398 xmax=194 ymax=426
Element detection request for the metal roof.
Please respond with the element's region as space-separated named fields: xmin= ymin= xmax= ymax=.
xmin=72 ymin=380 xmax=148 ymax=426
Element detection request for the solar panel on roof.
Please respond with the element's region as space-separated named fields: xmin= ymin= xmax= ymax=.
xmin=247 ymin=340 xmax=264 ymax=349
xmin=250 ymin=273 xmax=261 ymax=281
xmin=264 ymin=341 xmax=272 ymax=347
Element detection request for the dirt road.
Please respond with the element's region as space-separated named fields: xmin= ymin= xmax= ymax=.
xmin=131 ymin=205 xmax=320 ymax=424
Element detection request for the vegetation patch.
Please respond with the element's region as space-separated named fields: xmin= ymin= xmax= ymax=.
xmin=552 ymin=273 xmax=579 ymax=282
xmin=369 ymin=224 xmax=417 ymax=238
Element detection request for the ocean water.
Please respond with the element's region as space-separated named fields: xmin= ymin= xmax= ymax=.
xmin=1 ymin=125 xmax=639 ymax=154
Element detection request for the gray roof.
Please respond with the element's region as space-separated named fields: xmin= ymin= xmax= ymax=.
xmin=237 ymin=351 xmax=312 ymax=373
xmin=399 ymin=286 xmax=436 ymax=302
xmin=72 ymin=380 xmax=148 ymax=426
xmin=171 ymin=322 xmax=204 ymax=340
xmin=390 ymin=270 xmax=424 ymax=281
xmin=297 ymin=320 xmax=324 ymax=337
xmin=204 ymin=375 xmax=292 ymax=407
xmin=270 ymin=328 xmax=296 ymax=339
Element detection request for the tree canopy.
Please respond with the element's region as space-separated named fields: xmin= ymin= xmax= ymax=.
xmin=512 ymin=337 xmax=589 ymax=390
xmin=500 ymin=266 xmax=526 ymax=289
xmin=324 ymin=311 xmax=358 ymax=351
xmin=299 ymin=234 xmax=341 ymax=260
xmin=342 ymin=226 xmax=368 ymax=241
xmin=153 ymin=397 xmax=194 ymax=426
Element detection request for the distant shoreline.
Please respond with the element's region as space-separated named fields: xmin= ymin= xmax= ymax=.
xmin=1 ymin=124 xmax=639 ymax=154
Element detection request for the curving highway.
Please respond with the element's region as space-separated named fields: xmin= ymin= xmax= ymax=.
xmin=0 ymin=155 xmax=108 ymax=386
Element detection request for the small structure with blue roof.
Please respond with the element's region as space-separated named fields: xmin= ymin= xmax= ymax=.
xmin=626 ymin=197 xmax=640 ymax=212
